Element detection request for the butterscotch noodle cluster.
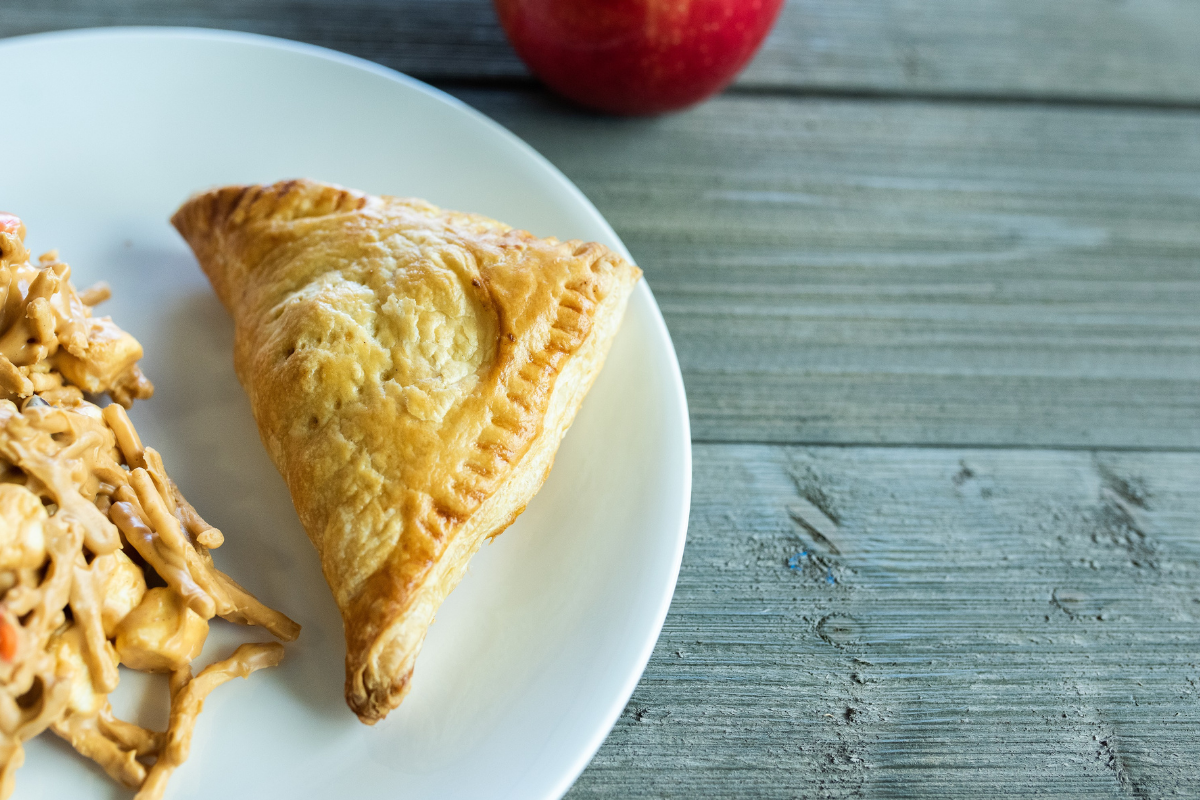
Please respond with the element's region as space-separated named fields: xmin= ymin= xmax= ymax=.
xmin=0 ymin=214 xmax=299 ymax=799
xmin=0 ymin=215 xmax=152 ymax=410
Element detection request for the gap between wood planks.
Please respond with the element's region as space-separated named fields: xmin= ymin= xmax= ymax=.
xmin=724 ymin=84 xmax=1200 ymax=114
xmin=431 ymin=78 xmax=1200 ymax=115
xmin=690 ymin=439 xmax=1200 ymax=454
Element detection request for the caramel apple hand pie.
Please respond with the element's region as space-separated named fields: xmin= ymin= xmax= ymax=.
xmin=171 ymin=179 xmax=641 ymax=723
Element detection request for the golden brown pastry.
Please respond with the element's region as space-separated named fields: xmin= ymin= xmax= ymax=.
xmin=171 ymin=180 xmax=641 ymax=723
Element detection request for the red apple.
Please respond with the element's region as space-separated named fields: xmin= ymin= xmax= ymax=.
xmin=493 ymin=0 xmax=785 ymax=115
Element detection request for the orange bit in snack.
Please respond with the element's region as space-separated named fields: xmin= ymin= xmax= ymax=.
xmin=0 ymin=617 xmax=15 ymax=662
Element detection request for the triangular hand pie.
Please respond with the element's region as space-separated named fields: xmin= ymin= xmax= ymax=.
xmin=171 ymin=180 xmax=640 ymax=722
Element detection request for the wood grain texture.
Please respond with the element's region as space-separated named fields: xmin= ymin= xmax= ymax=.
xmin=569 ymin=443 xmax=1200 ymax=798
xmin=6 ymin=5 xmax=1200 ymax=797
xmin=0 ymin=0 xmax=525 ymax=79
xmin=746 ymin=0 xmax=1200 ymax=105
xmin=457 ymin=89 xmax=1200 ymax=449
xmin=5 ymin=1 xmax=1200 ymax=104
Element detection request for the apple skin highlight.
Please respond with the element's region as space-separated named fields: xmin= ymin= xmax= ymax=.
xmin=494 ymin=0 xmax=785 ymax=115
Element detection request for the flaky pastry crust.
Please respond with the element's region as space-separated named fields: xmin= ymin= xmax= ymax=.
xmin=171 ymin=180 xmax=641 ymax=722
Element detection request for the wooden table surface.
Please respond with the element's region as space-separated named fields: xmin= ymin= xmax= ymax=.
xmin=6 ymin=2 xmax=1200 ymax=797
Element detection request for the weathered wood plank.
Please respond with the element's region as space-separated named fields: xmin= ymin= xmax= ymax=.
xmin=746 ymin=0 xmax=1200 ymax=105
xmin=5 ymin=1 xmax=1200 ymax=104
xmin=0 ymin=0 xmax=524 ymax=79
xmin=457 ymin=89 xmax=1200 ymax=449
xmin=0 ymin=0 xmax=521 ymax=78
xmin=569 ymin=444 xmax=1200 ymax=798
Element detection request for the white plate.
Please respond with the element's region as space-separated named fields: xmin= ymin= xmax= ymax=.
xmin=0 ymin=28 xmax=690 ymax=800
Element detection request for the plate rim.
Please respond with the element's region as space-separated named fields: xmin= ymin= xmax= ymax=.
xmin=0 ymin=25 xmax=693 ymax=800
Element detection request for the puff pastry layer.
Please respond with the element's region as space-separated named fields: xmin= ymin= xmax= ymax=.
xmin=171 ymin=180 xmax=640 ymax=722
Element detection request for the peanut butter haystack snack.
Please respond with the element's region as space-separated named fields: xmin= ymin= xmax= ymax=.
xmin=172 ymin=179 xmax=640 ymax=723
xmin=0 ymin=214 xmax=300 ymax=799
xmin=0 ymin=214 xmax=152 ymax=409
